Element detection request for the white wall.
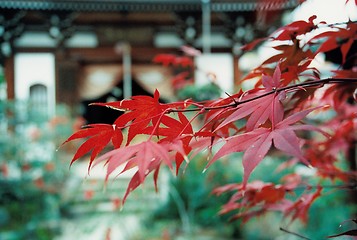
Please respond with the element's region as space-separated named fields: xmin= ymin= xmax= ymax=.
xmin=194 ymin=53 xmax=234 ymax=95
xmin=14 ymin=53 xmax=56 ymax=116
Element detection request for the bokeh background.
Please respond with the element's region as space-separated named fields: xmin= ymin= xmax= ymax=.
xmin=0 ymin=0 xmax=356 ymax=239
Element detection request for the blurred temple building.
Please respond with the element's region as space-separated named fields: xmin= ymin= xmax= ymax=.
xmin=0 ymin=0 xmax=299 ymax=122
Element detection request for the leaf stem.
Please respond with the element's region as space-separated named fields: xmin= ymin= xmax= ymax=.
xmin=148 ymin=110 xmax=168 ymax=141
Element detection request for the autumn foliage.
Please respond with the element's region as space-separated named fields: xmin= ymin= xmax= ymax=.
xmin=63 ymin=1 xmax=357 ymax=234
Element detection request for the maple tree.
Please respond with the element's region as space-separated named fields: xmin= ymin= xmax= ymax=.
xmin=63 ymin=0 xmax=357 ymax=237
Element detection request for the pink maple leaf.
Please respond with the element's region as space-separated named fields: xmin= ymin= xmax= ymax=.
xmin=209 ymin=107 xmax=325 ymax=187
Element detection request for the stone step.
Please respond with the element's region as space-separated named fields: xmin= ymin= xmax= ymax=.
xmin=61 ymin=160 xmax=168 ymax=215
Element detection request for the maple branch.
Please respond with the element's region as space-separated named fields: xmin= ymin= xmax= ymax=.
xmin=168 ymin=78 xmax=357 ymax=113
xmin=321 ymin=20 xmax=357 ymax=28
xmin=289 ymin=183 xmax=357 ymax=192
xmin=279 ymin=227 xmax=310 ymax=240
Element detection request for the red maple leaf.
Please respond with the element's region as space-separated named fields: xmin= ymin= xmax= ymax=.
xmin=212 ymin=174 xmax=321 ymax=223
xmin=93 ymin=90 xmax=190 ymax=145
xmin=62 ymin=123 xmax=123 ymax=170
xmin=152 ymin=54 xmax=177 ymax=66
xmin=216 ymin=64 xmax=285 ymax=132
xmin=209 ymin=107 xmax=325 ymax=186
xmin=274 ymin=15 xmax=320 ymax=41
xmin=309 ymin=21 xmax=357 ymax=64
xmin=95 ymin=141 xmax=171 ymax=181
xmin=213 ymin=180 xmax=287 ymax=222
xmin=241 ymin=15 xmax=319 ymax=52
xmin=141 ymin=111 xmax=193 ymax=173
xmin=63 ymin=90 xmax=196 ymax=203
xmin=261 ymin=44 xmax=316 ymax=84
xmin=152 ymin=54 xmax=193 ymax=67
xmin=61 ymin=9 xmax=357 ymax=226
xmin=171 ymin=71 xmax=193 ymax=90
xmin=173 ymin=56 xmax=194 ymax=67
xmin=92 ymin=140 xmax=186 ymax=203
xmin=284 ymin=186 xmax=322 ymax=223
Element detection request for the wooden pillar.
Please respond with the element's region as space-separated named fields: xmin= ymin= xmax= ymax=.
xmin=4 ymin=55 xmax=14 ymax=99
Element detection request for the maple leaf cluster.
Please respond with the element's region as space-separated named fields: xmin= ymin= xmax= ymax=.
xmin=63 ymin=1 xmax=357 ymax=229
xmin=213 ymin=174 xmax=322 ymax=223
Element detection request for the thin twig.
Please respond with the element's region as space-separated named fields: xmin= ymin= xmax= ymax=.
xmin=280 ymin=227 xmax=311 ymax=240
xmin=168 ymin=78 xmax=357 ymax=113
xmin=299 ymin=183 xmax=357 ymax=190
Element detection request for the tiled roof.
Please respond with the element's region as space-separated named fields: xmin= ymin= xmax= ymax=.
xmin=0 ymin=0 xmax=299 ymax=12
